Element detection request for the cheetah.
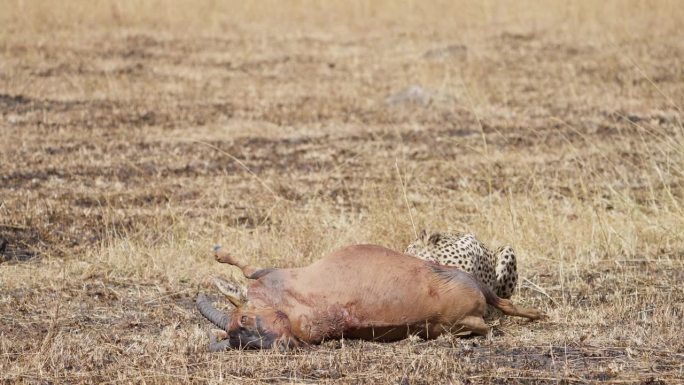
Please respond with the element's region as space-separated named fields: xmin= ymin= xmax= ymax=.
xmin=405 ymin=230 xmax=518 ymax=299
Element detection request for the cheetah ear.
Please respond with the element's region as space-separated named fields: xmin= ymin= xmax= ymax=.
xmin=418 ymin=229 xmax=428 ymax=240
xmin=427 ymin=233 xmax=441 ymax=245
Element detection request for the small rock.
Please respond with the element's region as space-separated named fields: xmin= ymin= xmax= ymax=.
xmin=385 ymin=85 xmax=434 ymax=106
xmin=423 ymin=44 xmax=467 ymax=60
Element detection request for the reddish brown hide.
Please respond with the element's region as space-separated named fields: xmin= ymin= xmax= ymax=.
xmin=197 ymin=245 xmax=543 ymax=350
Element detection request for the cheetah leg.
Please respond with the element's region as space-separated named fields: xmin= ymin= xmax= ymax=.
xmin=494 ymin=246 xmax=518 ymax=299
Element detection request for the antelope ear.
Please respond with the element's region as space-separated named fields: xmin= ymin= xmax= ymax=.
xmin=212 ymin=276 xmax=246 ymax=308
xmin=210 ymin=328 xmax=228 ymax=340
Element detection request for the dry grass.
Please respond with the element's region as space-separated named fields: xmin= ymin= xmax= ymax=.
xmin=1 ymin=1 xmax=683 ymax=383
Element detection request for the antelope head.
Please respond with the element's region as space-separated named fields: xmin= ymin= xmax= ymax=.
xmin=196 ymin=278 xmax=298 ymax=350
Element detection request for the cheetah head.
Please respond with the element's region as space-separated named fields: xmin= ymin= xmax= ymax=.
xmin=404 ymin=229 xmax=442 ymax=256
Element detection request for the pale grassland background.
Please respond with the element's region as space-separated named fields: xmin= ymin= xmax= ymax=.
xmin=0 ymin=1 xmax=683 ymax=384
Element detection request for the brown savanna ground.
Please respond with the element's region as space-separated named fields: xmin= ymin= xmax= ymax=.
xmin=1 ymin=1 xmax=683 ymax=383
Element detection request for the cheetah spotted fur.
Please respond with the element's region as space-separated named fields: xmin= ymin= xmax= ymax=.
xmin=405 ymin=230 xmax=518 ymax=299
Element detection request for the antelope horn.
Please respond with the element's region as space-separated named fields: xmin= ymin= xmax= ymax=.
xmin=211 ymin=276 xmax=246 ymax=307
xmin=196 ymin=293 xmax=232 ymax=330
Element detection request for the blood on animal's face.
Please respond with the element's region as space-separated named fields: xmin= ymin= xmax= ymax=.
xmin=226 ymin=308 xmax=297 ymax=349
